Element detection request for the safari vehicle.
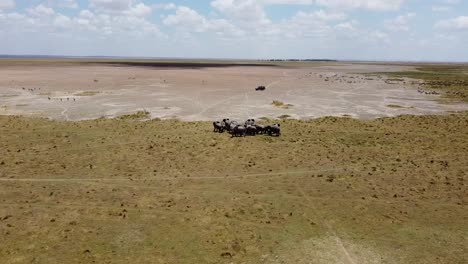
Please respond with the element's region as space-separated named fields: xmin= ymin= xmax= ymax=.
xmin=255 ymin=85 xmax=266 ymax=91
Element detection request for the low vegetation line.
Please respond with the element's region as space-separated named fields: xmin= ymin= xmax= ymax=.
xmin=374 ymin=65 xmax=468 ymax=102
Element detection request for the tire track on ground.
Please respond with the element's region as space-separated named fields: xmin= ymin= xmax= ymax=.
xmin=60 ymin=106 xmax=70 ymax=121
xmin=0 ymin=167 xmax=346 ymax=182
xmin=294 ymin=180 xmax=356 ymax=264
xmin=1 ymin=157 xmax=465 ymax=183
xmin=197 ymin=70 xmax=291 ymax=118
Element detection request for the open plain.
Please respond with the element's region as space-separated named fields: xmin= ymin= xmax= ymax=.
xmin=0 ymin=60 xmax=467 ymax=264
xmin=1 ymin=60 xmax=467 ymax=121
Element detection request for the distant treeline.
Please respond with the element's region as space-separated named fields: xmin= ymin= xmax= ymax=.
xmin=261 ymin=59 xmax=338 ymax=62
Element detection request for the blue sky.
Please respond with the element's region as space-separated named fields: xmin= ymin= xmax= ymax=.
xmin=1 ymin=0 xmax=468 ymax=61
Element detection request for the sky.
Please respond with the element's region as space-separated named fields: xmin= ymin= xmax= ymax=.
xmin=0 ymin=0 xmax=467 ymax=61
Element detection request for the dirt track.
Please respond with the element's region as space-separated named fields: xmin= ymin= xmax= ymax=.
xmin=1 ymin=62 xmax=467 ymax=121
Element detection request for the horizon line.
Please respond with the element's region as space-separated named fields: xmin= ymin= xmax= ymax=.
xmin=0 ymin=54 xmax=467 ymax=64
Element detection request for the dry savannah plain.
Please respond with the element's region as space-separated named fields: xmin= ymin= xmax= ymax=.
xmin=0 ymin=59 xmax=467 ymax=264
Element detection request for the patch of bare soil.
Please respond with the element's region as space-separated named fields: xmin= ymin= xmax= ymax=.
xmin=1 ymin=61 xmax=467 ymax=121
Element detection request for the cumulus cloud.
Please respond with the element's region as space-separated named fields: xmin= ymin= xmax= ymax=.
xmin=163 ymin=6 xmax=211 ymax=31
xmin=385 ymin=13 xmax=415 ymax=32
xmin=335 ymin=20 xmax=358 ymax=31
xmin=0 ymin=2 xmax=163 ymax=39
xmin=435 ymin=16 xmax=468 ymax=30
xmin=260 ymin=0 xmax=315 ymax=4
xmin=125 ymin=3 xmax=152 ymax=16
xmin=88 ymin=0 xmax=153 ymax=17
xmin=54 ymin=14 xmax=73 ymax=28
xmin=432 ymin=6 xmax=451 ymax=12
xmin=316 ymin=0 xmax=406 ymax=11
xmin=60 ymin=0 xmax=79 ymax=9
xmin=1 ymin=0 xmax=468 ymax=61
xmin=165 ymin=2 xmax=351 ymax=40
xmin=280 ymin=9 xmax=347 ymax=38
xmin=89 ymin=0 xmax=133 ymax=11
xmin=68 ymin=9 xmax=162 ymax=36
xmin=439 ymin=0 xmax=460 ymax=4
xmin=46 ymin=0 xmax=79 ymax=9
xmin=163 ymin=6 xmax=243 ymax=36
xmin=28 ymin=5 xmax=55 ymax=17
xmin=152 ymin=3 xmax=177 ymax=10
xmin=211 ymin=0 xmax=271 ymax=26
xmin=432 ymin=0 xmax=460 ymax=12
xmin=368 ymin=30 xmax=389 ymax=42
xmin=0 ymin=0 xmax=15 ymax=10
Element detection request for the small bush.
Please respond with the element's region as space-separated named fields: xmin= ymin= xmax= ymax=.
xmin=75 ymin=91 xmax=100 ymax=96
xmin=272 ymin=100 xmax=293 ymax=109
xmin=118 ymin=110 xmax=150 ymax=120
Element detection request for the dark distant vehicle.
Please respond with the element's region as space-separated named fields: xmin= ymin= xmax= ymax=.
xmin=255 ymin=85 xmax=266 ymax=91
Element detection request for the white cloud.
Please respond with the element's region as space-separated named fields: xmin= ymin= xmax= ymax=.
xmin=165 ymin=3 xmax=349 ymax=40
xmin=0 ymin=12 xmax=27 ymax=27
xmin=439 ymin=0 xmax=460 ymax=4
xmin=0 ymin=2 xmax=163 ymax=40
xmin=210 ymin=0 xmax=405 ymax=11
xmin=278 ymin=9 xmax=347 ymax=39
xmin=89 ymin=0 xmax=153 ymax=17
xmin=335 ymin=21 xmax=358 ymax=31
xmin=369 ymin=30 xmax=389 ymax=42
xmin=125 ymin=3 xmax=152 ymax=16
xmin=46 ymin=0 xmax=78 ymax=9
xmin=316 ymin=0 xmax=406 ymax=11
xmin=164 ymin=3 xmax=352 ymax=41
xmin=152 ymin=3 xmax=177 ymax=10
xmin=211 ymin=0 xmax=271 ymax=26
xmin=1 ymin=0 xmax=467 ymax=61
xmin=384 ymin=13 xmax=415 ymax=32
xmin=432 ymin=0 xmax=460 ymax=12
xmin=435 ymin=16 xmax=468 ymax=30
xmin=71 ymin=12 xmax=162 ymax=36
xmin=163 ymin=6 xmax=243 ymax=36
xmin=28 ymin=5 xmax=55 ymax=17
xmin=54 ymin=14 xmax=72 ymax=28
xmin=308 ymin=9 xmax=346 ymax=21
xmin=260 ymin=0 xmax=315 ymax=4
xmin=0 ymin=0 xmax=15 ymax=10
xmin=59 ymin=0 xmax=79 ymax=9
xmin=163 ymin=6 xmax=211 ymax=32
xmin=432 ymin=6 xmax=451 ymax=12
xmin=89 ymin=0 xmax=133 ymax=11
xmin=79 ymin=10 xmax=95 ymax=19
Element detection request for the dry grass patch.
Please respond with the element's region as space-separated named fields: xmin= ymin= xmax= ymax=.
xmin=387 ymin=104 xmax=404 ymax=108
xmin=74 ymin=91 xmax=100 ymax=96
xmin=386 ymin=104 xmax=413 ymax=109
xmin=118 ymin=110 xmax=150 ymax=120
xmin=0 ymin=113 xmax=467 ymax=263
xmin=272 ymin=100 xmax=294 ymax=109
xmin=376 ymin=65 xmax=468 ymax=102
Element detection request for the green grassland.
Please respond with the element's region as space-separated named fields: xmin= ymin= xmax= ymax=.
xmin=0 ymin=113 xmax=467 ymax=263
xmin=376 ymin=65 xmax=468 ymax=101
xmin=0 ymin=60 xmax=467 ymax=263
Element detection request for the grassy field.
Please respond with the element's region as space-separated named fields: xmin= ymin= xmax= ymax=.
xmin=376 ymin=65 xmax=468 ymax=102
xmin=1 ymin=113 xmax=467 ymax=263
